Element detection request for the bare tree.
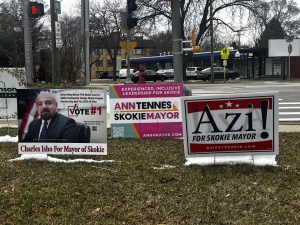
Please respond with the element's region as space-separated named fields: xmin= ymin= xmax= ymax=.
xmin=139 ymin=0 xmax=300 ymax=48
xmin=60 ymin=15 xmax=82 ymax=83
xmin=148 ymin=31 xmax=173 ymax=55
xmin=138 ymin=0 xmax=257 ymax=43
xmin=250 ymin=0 xmax=300 ymax=42
xmin=89 ymin=0 xmax=122 ymax=81
xmin=0 ymin=0 xmax=44 ymax=67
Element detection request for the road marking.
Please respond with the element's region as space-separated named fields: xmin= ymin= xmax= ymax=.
xmin=279 ymin=102 xmax=300 ymax=105
xmin=280 ymin=106 xmax=300 ymax=109
xmin=192 ymin=91 xmax=232 ymax=94
xmin=279 ymin=112 xmax=300 ymax=115
xmin=279 ymin=118 xmax=300 ymax=121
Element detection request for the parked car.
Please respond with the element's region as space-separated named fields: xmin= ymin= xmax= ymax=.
xmin=97 ymin=72 xmax=109 ymax=79
xmin=157 ymin=69 xmax=174 ymax=79
xmin=196 ymin=67 xmax=240 ymax=81
xmin=186 ymin=67 xmax=203 ymax=79
xmin=131 ymin=70 xmax=168 ymax=83
xmin=118 ymin=68 xmax=136 ymax=78
xmin=164 ymin=69 xmax=174 ymax=79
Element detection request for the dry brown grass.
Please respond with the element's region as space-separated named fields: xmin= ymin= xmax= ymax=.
xmin=0 ymin=129 xmax=299 ymax=224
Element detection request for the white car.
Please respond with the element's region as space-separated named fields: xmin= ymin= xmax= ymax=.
xmin=186 ymin=67 xmax=203 ymax=79
xmin=156 ymin=69 xmax=174 ymax=79
xmin=118 ymin=69 xmax=136 ymax=78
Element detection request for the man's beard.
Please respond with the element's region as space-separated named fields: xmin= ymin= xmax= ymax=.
xmin=40 ymin=108 xmax=55 ymax=120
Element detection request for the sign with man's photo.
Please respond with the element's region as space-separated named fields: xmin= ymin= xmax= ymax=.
xmin=17 ymin=89 xmax=107 ymax=155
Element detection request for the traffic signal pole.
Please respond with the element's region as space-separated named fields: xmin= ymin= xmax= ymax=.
xmin=84 ymin=0 xmax=90 ymax=85
xmin=126 ymin=29 xmax=132 ymax=83
xmin=210 ymin=0 xmax=214 ymax=83
xmin=23 ymin=0 xmax=34 ymax=84
xmin=126 ymin=0 xmax=137 ymax=83
xmin=50 ymin=0 xmax=60 ymax=84
xmin=80 ymin=0 xmax=90 ymax=85
xmin=171 ymin=0 xmax=183 ymax=83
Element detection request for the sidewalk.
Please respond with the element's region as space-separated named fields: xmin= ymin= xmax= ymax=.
xmin=0 ymin=119 xmax=18 ymax=128
xmin=279 ymin=125 xmax=300 ymax=132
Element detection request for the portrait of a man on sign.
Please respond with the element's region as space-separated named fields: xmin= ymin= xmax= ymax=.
xmin=19 ymin=91 xmax=78 ymax=143
xmin=17 ymin=89 xmax=107 ymax=155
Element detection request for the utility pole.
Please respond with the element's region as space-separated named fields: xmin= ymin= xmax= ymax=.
xmin=81 ymin=0 xmax=85 ymax=85
xmin=126 ymin=29 xmax=132 ymax=83
xmin=210 ymin=0 xmax=214 ymax=83
xmin=84 ymin=0 xmax=90 ymax=85
xmin=171 ymin=0 xmax=183 ymax=83
xmin=81 ymin=0 xmax=90 ymax=85
xmin=288 ymin=43 xmax=292 ymax=80
xmin=50 ymin=0 xmax=60 ymax=84
xmin=237 ymin=31 xmax=241 ymax=49
xmin=23 ymin=0 xmax=34 ymax=84
xmin=126 ymin=0 xmax=138 ymax=83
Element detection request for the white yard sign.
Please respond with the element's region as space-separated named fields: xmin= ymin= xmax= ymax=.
xmin=181 ymin=92 xmax=279 ymax=162
xmin=0 ymin=68 xmax=26 ymax=119
xmin=17 ymin=89 xmax=107 ymax=155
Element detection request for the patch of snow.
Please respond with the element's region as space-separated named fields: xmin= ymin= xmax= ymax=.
xmin=185 ymin=155 xmax=277 ymax=166
xmin=9 ymin=154 xmax=115 ymax=164
xmin=0 ymin=135 xmax=18 ymax=142
xmin=153 ymin=165 xmax=176 ymax=170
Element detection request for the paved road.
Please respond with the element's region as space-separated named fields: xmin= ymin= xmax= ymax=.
xmin=1 ymin=79 xmax=300 ymax=132
xmin=188 ymin=80 xmax=300 ymax=123
xmin=92 ymin=79 xmax=300 ymax=123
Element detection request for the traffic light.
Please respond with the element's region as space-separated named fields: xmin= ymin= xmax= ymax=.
xmin=127 ymin=17 xmax=137 ymax=28
xmin=29 ymin=2 xmax=44 ymax=18
xmin=191 ymin=28 xmax=196 ymax=46
xmin=127 ymin=0 xmax=137 ymax=14
xmin=191 ymin=29 xmax=200 ymax=53
xmin=127 ymin=0 xmax=138 ymax=28
xmin=192 ymin=45 xmax=201 ymax=53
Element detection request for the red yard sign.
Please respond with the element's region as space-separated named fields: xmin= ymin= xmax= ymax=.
xmin=181 ymin=92 xmax=279 ymax=157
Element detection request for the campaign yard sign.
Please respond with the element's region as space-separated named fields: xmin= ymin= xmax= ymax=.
xmin=110 ymin=83 xmax=184 ymax=138
xmin=17 ymin=89 xmax=107 ymax=155
xmin=181 ymin=92 xmax=279 ymax=158
xmin=0 ymin=68 xmax=26 ymax=119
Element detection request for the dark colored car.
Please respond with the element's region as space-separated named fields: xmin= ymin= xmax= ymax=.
xmin=131 ymin=70 xmax=168 ymax=83
xmin=196 ymin=67 xmax=240 ymax=81
xmin=97 ymin=72 xmax=109 ymax=79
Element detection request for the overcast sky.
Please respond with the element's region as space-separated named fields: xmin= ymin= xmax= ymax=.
xmin=60 ymin=0 xmax=80 ymax=15
xmin=61 ymin=0 xmax=300 ymax=14
xmin=59 ymin=0 xmax=300 ymax=43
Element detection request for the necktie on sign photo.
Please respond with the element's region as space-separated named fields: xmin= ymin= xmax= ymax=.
xmin=39 ymin=121 xmax=48 ymax=141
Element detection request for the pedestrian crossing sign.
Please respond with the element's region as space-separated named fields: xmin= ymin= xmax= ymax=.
xmin=221 ymin=47 xmax=230 ymax=59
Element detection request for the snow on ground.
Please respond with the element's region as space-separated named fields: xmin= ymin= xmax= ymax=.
xmin=0 ymin=133 xmax=276 ymax=166
xmin=9 ymin=154 xmax=115 ymax=164
xmin=153 ymin=165 xmax=176 ymax=170
xmin=185 ymin=155 xmax=277 ymax=166
xmin=0 ymin=135 xmax=114 ymax=164
xmin=0 ymin=135 xmax=18 ymax=142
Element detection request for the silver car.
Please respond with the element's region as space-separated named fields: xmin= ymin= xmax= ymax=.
xmin=186 ymin=67 xmax=203 ymax=79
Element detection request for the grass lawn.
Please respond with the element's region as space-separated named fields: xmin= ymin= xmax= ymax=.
xmin=0 ymin=129 xmax=299 ymax=224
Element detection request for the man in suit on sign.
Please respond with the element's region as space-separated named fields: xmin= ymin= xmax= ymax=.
xmin=22 ymin=91 xmax=79 ymax=143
